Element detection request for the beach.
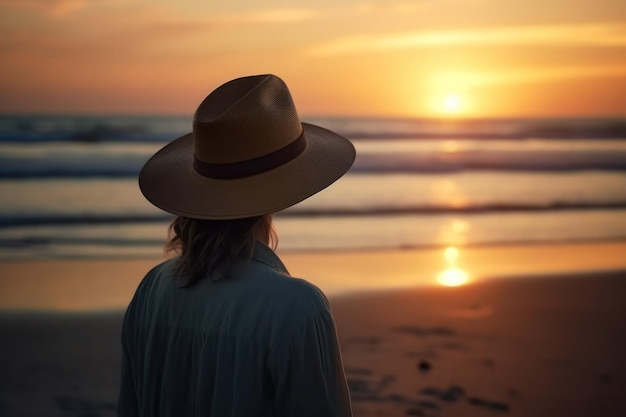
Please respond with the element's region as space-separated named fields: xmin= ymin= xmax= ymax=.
xmin=1 ymin=245 xmax=626 ymax=416
xmin=2 ymin=0 xmax=626 ymax=410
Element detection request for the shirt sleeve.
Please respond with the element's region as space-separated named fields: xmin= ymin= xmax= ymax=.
xmin=117 ymin=263 xmax=165 ymax=416
xmin=270 ymin=300 xmax=353 ymax=417
xmin=117 ymin=301 xmax=139 ymax=417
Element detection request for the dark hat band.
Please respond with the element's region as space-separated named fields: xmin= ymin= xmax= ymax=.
xmin=193 ymin=132 xmax=307 ymax=179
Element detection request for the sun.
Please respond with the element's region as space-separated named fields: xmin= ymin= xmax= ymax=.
xmin=428 ymin=93 xmax=467 ymax=116
xmin=443 ymin=94 xmax=462 ymax=113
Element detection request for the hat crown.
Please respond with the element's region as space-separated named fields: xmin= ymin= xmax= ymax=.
xmin=193 ymin=74 xmax=303 ymax=164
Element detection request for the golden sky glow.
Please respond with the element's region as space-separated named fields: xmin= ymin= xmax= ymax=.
xmin=1 ymin=0 xmax=625 ymax=117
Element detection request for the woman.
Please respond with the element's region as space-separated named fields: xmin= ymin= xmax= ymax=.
xmin=118 ymin=74 xmax=355 ymax=416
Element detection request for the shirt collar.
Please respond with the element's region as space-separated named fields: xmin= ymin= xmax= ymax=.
xmin=176 ymin=240 xmax=289 ymax=287
xmin=251 ymin=240 xmax=289 ymax=275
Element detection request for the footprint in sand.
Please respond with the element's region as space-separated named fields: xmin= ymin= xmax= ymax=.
xmin=393 ymin=326 xmax=457 ymax=338
xmin=420 ymin=385 xmax=466 ymax=403
xmin=415 ymin=400 xmax=440 ymax=410
xmin=467 ymin=396 xmax=510 ymax=412
xmin=347 ymin=373 xmax=396 ymax=401
xmin=345 ymin=367 xmax=373 ymax=376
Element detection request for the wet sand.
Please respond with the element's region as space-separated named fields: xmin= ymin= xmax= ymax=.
xmin=1 ymin=246 xmax=626 ymax=416
xmin=2 ymin=241 xmax=626 ymax=310
xmin=333 ymin=271 xmax=626 ymax=417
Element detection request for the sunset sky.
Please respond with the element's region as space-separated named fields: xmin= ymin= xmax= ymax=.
xmin=1 ymin=0 xmax=625 ymax=117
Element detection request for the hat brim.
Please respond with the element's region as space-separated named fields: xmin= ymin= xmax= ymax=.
xmin=138 ymin=122 xmax=356 ymax=219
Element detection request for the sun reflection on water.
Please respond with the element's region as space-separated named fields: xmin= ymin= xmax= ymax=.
xmin=438 ymin=245 xmax=470 ymax=287
xmin=444 ymin=246 xmax=459 ymax=262
xmin=438 ymin=267 xmax=469 ymax=287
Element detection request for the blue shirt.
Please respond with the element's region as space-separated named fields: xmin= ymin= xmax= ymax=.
xmin=118 ymin=241 xmax=352 ymax=416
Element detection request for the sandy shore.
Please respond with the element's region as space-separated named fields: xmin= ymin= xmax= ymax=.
xmin=1 ymin=245 xmax=626 ymax=416
xmin=2 ymin=241 xmax=626 ymax=310
xmin=333 ymin=271 xmax=626 ymax=417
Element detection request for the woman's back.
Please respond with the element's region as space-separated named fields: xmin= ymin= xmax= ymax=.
xmin=119 ymin=242 xmax=352 ymax=417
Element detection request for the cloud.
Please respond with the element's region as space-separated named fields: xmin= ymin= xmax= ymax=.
xmin=429 ymin=65 xmax=626 ymax=90
xmin=232 ymin=8 xmax=319 ymax=24
xmin=0 ymin=3 xmax=319 ymax=57
xmin=352 ymin=0 xmax=430 ymax=14
xmin=0 ymin=0 xmax=88 ymax=18
xmin=0 ymin=0 xmax=319 ymax=24
xmin=47 ymin=0 xmax=86 ymax=17
xmin=310 ymin=22 xmax=626 ymax=55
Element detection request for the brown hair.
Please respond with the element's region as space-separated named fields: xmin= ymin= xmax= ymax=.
xmin=165 ymin=214 xmax=276 ymax=287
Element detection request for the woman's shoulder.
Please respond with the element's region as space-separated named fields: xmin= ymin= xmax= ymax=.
xmin=132 ymin=258 xmax=179 ymax=294
xmin=279 ymin=275 xmax=329 ymax=304
xmin=253 ymin=269 xmax=332 ymax=322
xmin=245 ymin=253 xmax=329 ymax=308
xmin=142 ymin=258 xmax=177 ymax=280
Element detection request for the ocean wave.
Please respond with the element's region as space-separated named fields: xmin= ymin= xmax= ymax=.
xmin=2 ymin=115 xmax=626 ymax=143
xmin=312 ymin=117 xmax=626 ymax=140
xmin=0 ymin=115 xmax=188 ymax=143
xmin=2 ymin=211 xmax=626 ymax=260
xmin=2 ymin=203 xmax=626 ymax=228
xmin=351 ymin=151 xmax=626 ymax=173
xmin=2 ymin=146 xmax=626 ymax=178
xmin=2 ymin=236 xmax=626 ymax=258
xmin=0 ymin=215 xmax=169 ymax=228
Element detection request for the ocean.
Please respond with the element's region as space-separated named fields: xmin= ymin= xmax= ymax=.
xmin=1 ymin=115 xmax=626 ymax=260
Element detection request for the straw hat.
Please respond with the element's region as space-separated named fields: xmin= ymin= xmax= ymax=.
xmin=139 ymin=74 xmax=356 ymax=219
